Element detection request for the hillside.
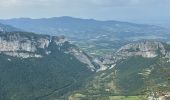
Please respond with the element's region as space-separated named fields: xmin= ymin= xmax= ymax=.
xmin=0 ymin=31 xmax=104 ymax=100
xmin=0 ymin=21 xmax=170 ymax=100
xmin=68 ymin=41 xmax=170 ymax=100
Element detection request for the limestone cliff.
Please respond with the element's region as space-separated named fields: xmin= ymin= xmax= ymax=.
xmin=99 ymin=40 xmax=170 ymax=70
xmin=0 ymin=32 xmax=102 ymax=71
xmin=116 ymin=40 xmax=170 ymax=58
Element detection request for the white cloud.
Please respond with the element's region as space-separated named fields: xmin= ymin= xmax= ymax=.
xmin=0 ymin=0 xmax=18 ymax=7
xmin=0 ymin=0 xmax=170 ymax=21
xmin=0 ymin=0 xmax=168 ymax=8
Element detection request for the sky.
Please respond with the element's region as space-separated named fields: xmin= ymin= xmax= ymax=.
xmin=0 ymin=0 xmax=170 ymax=23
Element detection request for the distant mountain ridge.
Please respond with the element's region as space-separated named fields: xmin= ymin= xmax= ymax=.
xmin=0 ymin=23 xmax=21 ymax=32
xmin=0 ymin=16 xmax=169 ymax=41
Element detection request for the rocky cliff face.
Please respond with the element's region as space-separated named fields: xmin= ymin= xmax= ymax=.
xmin=73 ymin=41 xmax=170 ymax=100
xmin=117 ymin=41 xmax=163 ymax=58
xmin=99 ymin=40 xmax=170 ymax=70
xmin=0 ymin=32 xmax=50 ymax=58
xmin=0 ymin=32 xmax=102 ymax=71
xmin=0 ymin=32 xmax=97 ymax=100
xmin=116 ymin=40 xmax=170 ymax=58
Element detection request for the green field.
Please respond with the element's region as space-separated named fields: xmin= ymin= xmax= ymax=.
xmin=69 ymin=94 xmax=145 ymax=100
xmin=109 ymin=96 xmax=143 ymax=100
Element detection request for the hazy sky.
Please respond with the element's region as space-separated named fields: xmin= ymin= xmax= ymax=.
xmin=0 ymin=0 xmax=170 ymax=22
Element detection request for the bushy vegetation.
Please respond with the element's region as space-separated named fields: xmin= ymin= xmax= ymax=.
xmin=68 ymin=56 xmax=170 ymax=100
xmin=0 ymin=42 xmax=93 ymax=100
xmin=115 ymin=56 xmax=158 ymax=95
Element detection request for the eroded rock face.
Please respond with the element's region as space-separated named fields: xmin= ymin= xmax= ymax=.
xmin=116 ymin=41 xmax=167 ymax=58
xmin=0 ymin=33 xmax=51 ymax=52
xmin=37 ymin=38 xmax=50 ymax=49
xmin=68 ymin=48 xmax=106 ymax=71
xmin=4 ymin=52 xmax=42 ymax=58
xmin=0 ymin=32 xmax=51 ymax=58
xmin=0 ymin=33 xmax=54 ymax=56
xmin=99 ymin=41 xmax=170 ymax=70
xmin=0 ymin=32 xmax=66 ymax=59
xmin=69 ymin=48 xmax=96 ymax=71
xmin=0 ymin=32 xmax=102 ymax=71
xmin=52 ymin=35 xmax=68 ymax=45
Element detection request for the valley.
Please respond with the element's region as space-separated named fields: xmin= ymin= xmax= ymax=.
xmin=1 ymin=0 xmax=170 ymax=99
xmin=68 ymin=41 xmax=170 ymax=100
xmin=0 ymin=18 xmax=170 ymax=100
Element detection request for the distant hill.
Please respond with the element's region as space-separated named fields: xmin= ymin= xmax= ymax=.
xmin=0 ymin=23 xmax=21 ymax=32
xmin=0 ymin=17 xmax=169 ymax=41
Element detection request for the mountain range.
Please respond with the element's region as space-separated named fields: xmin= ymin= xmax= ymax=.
xmin=0 ymin=18 xmax=170 ymax=100
xmin=0 ymin=17 xmax=169 ymax=41
xmin=1 ymin=17 xmax=170 ymax=58
xmin=0 ymin=23 xmax=21 ymax=32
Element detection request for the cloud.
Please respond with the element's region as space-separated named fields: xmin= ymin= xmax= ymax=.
xmin=0 ymin=0 xmax=169 ymax=8
xmin=0 ymin=0 xmax=170 ymax=21
xmin=0 ymin=0 xmax=18 ymax=7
